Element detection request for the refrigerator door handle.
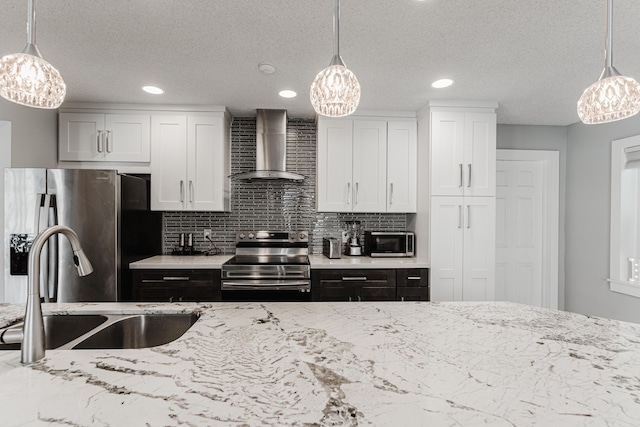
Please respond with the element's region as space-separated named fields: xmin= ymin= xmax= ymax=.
xmin=35 ymin=194 xmax=50 ymax=302
xmin=48 ymin=195 xmax=59 ymax=302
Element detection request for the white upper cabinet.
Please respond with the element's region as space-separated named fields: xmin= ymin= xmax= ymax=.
xmin=431 ymin=110 xmax=496 ymax=197
xmin=151 ymin=113 xmax=230 ymax=212
xmin=387 ymin=121 xmax=417 ymax=212
xmin=317 ymin=115 xmax=417 ymax=213
xmin=59 ymin=112 xmax=151 ymax=162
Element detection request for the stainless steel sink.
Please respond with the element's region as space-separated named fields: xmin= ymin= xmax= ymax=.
xmin=0 ymin=312 xmax=198 ymax=351
xmin=71 ymin=313 xmax=198 ymax=349
xmin=0 ymin=314 xmax=108 ymax=350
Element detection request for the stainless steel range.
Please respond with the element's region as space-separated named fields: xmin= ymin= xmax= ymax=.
xmin=221 ymin=231 xmax=311 ymax=301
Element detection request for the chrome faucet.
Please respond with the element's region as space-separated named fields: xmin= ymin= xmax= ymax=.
xmin=3 ymin=225 xmax=93 ymax=364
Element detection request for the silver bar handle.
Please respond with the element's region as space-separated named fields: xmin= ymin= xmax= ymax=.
xmin=467 ymin=164 xmax=472 ymax=188
xmin=96 ymin=130 xmax=103 ymax=153
xmin=355 ymin=182 xmax=359 ymax=204
xmin=189 ymin=180 xmax=194 ymax=203
xmin=105 ymin=130 xmax=112 ymax=153
xmin=342 ymin=276 xmax=367 ymax=281
xmin=390 ymin=182 xmax=394 ymax=205
xmin=347 ymin=182 xmax=351 ymax=205
xmin=459 ymin=163 xmax=463 ymax=187
xmin=458 ymin=205 xmax=463 ymax=229
xmin=37 ymin=194 xmax=51 ymax=302
xmin=162 ymin=276 xmax=190 ymax=281
xmin=408 ymin=276 xmax=422 ymax=280
xmin=180 ymin=180 xmax=184 ymax=203
xmin=467 ymin=205 xmax=471 ymax=229
xmin=357 ymin=296 xmax=361 ymax=302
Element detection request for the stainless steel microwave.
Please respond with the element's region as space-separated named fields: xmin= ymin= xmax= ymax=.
xmin=364 ymin=231 xmax=415 ymax=257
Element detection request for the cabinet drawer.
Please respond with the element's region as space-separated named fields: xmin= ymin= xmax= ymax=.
xmin=397 ymin=286 xmax=430 ymax=301
xmin=313 ymin=269 xmax=396 ymax=283
xmin=396 ymin=268 xmax=429 ymax=287
xmin=131 ymin=269 xmax=221 ymax=302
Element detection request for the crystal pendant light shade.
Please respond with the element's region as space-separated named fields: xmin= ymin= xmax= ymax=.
xmin=310 ymin=63 xmax=361 ymax=117
xmin=577 ymin=73 xmax=640 ymax=124
xmin=310 ymin=0 xmax=360 ymax=117
xmin=0 ymin=51 xmax=66 ymax=109
xmin=0 ymin=0 xmax=66 ymax=109
xmin=577 ymin=0 xmax=640 ymax=124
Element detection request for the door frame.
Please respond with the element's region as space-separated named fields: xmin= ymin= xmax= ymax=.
xmin=496 ymin=149 xmax=559 ymax=309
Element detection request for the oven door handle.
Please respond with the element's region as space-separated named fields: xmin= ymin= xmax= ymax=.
xmin=221 ymin=280 xmax=311 ymax=291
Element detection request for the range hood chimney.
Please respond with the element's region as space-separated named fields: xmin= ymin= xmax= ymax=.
xmin=232 ymin=109 xmax=305 ymax=181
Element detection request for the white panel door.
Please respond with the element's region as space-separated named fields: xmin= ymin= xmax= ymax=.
xmin=317 ymin=118 xmax=353 ymax=212
xmin=387 ymin=121 xmax=417 ymax=213
xmin=353 ymin=120 xmax=387 ymax=212
xmin=430 ymin=196 xmax=465 ymax=301
xmin=464 ymin=113 xmax=496 ymax=197
xmin=430 ymin=111 xmax=465 ymax=196
xmin=187 ymin=115 xmax=224 ymax=211
xmin=151 ymin=115 xmax=188 ymax=211
xmin=462 ymin=197 xmax=496 ymax=301
xmin=58 ymin=113 xmax=105 ymax=161
xmin=495 ymin=160 xmax=544 ymax=306
xmin=104 ymin=114 xmax=151 ymax=162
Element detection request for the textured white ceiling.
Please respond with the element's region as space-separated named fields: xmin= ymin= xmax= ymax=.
xmin=2 ymin=0 xmax=640 ymax=125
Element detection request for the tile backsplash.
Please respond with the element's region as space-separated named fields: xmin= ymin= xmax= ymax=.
xmin=162 ymin=116 xmax=407 ymax=254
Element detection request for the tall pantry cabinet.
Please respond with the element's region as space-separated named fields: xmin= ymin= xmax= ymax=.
xmin=424 ymin=101 xmax=498 ymax=301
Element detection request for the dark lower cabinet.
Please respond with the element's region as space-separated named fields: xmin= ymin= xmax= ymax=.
xmin=131 ymin=269 xmax=221 ymax=302
xmin=312 ymin=268 xmax=430 ymax=302
xmin=312 ymin=269 xmax=397 ymax=301
xmin=396 ymin=268 xmax=430 ymax=301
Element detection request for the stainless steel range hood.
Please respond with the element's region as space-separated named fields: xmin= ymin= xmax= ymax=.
xmin=232 ymin=109 xmax=305 ymax=181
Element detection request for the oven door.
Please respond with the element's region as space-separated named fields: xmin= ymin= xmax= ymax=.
xmin=220 ymin=280 xmax=311 ymax=302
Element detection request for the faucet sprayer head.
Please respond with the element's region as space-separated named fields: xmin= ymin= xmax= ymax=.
xmin=73 ymin=249 xmax=93 ymax=276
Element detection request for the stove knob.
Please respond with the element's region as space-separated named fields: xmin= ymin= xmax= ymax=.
xmin=248 ymin=232 xmax=255 ymax=239
xmin=298 ymin=232 xmax=307 ymax=240
xmin=238 ymin=233 xmax=246 ymax=239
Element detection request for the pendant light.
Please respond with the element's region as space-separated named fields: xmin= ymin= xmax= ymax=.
xmin=577 ymin=0 xmax=640 ymax=124
xmin=310 ymin=0 xmax=361 ymax=117
xmin=0 ymin=0 xmax=66 ymax=109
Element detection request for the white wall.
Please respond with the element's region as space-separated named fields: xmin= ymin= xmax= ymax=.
xmin=0 ymin=121 xmax=10 ymax=303
xmin=496 ymin=124 xmax=567 ymax=309
xmin=567 ymin=115 xmax=640 ymax=324
xmin=0 ymin=99 xmax=58 ymax=168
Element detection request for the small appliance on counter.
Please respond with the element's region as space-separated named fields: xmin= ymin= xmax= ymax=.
xmin=323 ymin=237 xmax=341 ymax=259
xmin=171 ymin=233 xmax=203 ymax=255
xmin=345 ymin=220 xmax=363 ymax=256
xmin=364 ymin=231 xmax=415 ymax=257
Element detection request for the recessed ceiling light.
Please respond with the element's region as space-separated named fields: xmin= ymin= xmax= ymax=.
xmin=142 ymin=85 xmax=164 ymax=95
xmin=258 ymin=63 xmax=276 ymax=74
xmin=279 ymin=90 xmax=297 ymax=98
xmin=432 ymin=78 xmax=454 ymax=89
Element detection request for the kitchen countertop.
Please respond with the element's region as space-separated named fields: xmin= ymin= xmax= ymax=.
xmin=0 ymin=301 xmax=639 ymax=426
xmin=130 ymin=254 xmax=429 ymax=269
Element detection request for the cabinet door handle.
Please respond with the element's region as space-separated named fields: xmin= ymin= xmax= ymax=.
xmin=342 ymin=276 xmax=367 ymax=281
xmin=96 ymin=130 xmax=103 ymax=153
xmin=347 ymin=182 xmax=351 ymax=205
xmin=357 ymin=295 xmax=361 ymax=302
xmin=459 ymin=163 xmax=463 ymax=187
xmin=401 ymin=296 xmax=405 ymax=302
xmin=105 ymin=130 xmax=112 ymax=153
xmin=408 ymin=276 xmax=422 ymax=280
xmin=348 ymin=296 xmax=352 ymax=302
xmin=458 ymin=205 xmax=463 ymax=228
xmin=467 ymin=164 xmax=472 ymax=188
xmin=390 ymin=182 xmax=394 ymax=205
xmin=162 ymin=276 xmax=190 ymax=281
xmin=467 ymin=205 xmax=471 ymax=229
xmin=189 ymin=180 xmax=194 ymax=203
xmin=355 ymin=182 xmax=359 ymax=204
xmin=180 ymin=180 xmax=184 ymax=203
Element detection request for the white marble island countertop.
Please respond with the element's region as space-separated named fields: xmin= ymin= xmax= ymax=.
xmin=0 ymin=301 xmax=639 ymax=426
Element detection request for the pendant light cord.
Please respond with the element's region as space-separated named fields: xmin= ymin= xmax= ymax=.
xmin=329 ymin=0 xmax=345 ymax=67
xmin=27 ymin=0 xmax=36 ymax=46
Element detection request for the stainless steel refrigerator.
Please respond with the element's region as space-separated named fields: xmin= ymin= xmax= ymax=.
xmin=4 ymin=169 xmax=162 ymax=303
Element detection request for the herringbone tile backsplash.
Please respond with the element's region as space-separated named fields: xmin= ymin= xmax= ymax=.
xmin=163 ymin=117 xmax=407 ymax=254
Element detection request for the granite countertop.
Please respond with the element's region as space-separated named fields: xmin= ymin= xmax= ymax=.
xmin=130 ymin=254 xmax=429 ymax=269
xmin=1 ymin=301 xmax=639 ymax=426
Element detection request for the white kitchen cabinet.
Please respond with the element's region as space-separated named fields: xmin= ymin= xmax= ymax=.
xmin=430 ymin=110 xmax=496 ymax=197
xmin=59 ymin=112 xmax=150 ymax=162
xmin=151 ymin=114 xmax=230 ymax=211
xmin=387 ymin=121 xmax=417 ymax=212
xmin=316 ymin=116 xmax=416 ymax=213
xmin=430 ymin=196 xmax=495 ymax=301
